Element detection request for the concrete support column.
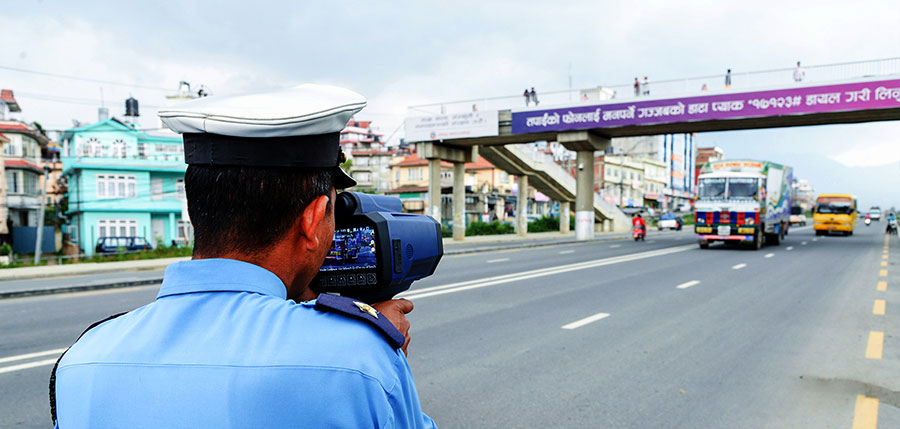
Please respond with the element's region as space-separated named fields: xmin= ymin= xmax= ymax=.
xmin=575 ymin=150 xmax=595 ymax=241
xmin=516 ymin=175 xmax=529 ymax=237
xmin=168 ymin=212 xmax=176 ymax=243
xmin=496 ymin=196 xmax=505 ymax=221
xmin=560 ymin=201 xmax=570 ymax=234
xmin=427 ymin=158 xmax=442 ymax=225
xmin=452 ymin=162 xmax=466 ymax=241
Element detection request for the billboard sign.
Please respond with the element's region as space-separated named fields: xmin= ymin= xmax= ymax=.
xmin=405 ymin=111 xmax=499 ymax=142
xmin=511 ymin=78 xmax=900 ymax=134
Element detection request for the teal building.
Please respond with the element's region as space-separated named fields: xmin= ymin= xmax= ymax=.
xmin=60 ymin=118 xmax=191 ymax=256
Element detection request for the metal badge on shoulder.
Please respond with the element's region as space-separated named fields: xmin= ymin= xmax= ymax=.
xmin=353 ymin=301 xmax=379 ymax=318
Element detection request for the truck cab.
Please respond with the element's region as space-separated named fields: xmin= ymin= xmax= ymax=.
xmin=694 ymin=160 xmax=792 ymax=250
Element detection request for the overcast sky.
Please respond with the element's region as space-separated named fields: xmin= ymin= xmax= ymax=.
xmin=4 ymin=0 xmax=900 ymax=204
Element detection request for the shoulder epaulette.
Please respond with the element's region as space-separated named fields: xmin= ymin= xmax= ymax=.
xmin=314 ymin=294 xmax=405 ymax=350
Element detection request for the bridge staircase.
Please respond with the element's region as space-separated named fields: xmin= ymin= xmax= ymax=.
xmin=479 ymin=144 xmax=631 ymax=232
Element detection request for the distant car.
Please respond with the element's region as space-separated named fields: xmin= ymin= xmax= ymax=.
xmin=658 ymin=213 xmax=683 ymax=230
xmin=95 ymin=236 xmax=153 ymax=254
xmin=869 ymin=207 xmax=882 ymax=221
xmin=789 ymin=206 xmax=807 ymax=226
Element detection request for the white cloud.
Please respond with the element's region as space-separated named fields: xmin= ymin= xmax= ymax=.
xmin=831 ymin=140 xmax=900 ymax=168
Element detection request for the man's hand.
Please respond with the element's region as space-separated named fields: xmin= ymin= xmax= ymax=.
xmin=372 ymin=299 xmax=414 ymax=355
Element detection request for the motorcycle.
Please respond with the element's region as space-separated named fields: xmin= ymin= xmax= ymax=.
xmin=888 ymin=219 xmax=899 ymax=235
xmin=865 ymin=217 xmax=871 ymax=226
xmin=633 ymin=225 xmax=646 ymax=241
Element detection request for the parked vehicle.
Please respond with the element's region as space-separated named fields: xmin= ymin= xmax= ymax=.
xmin=95 ymin=236 xmax=153 ymax=254
xmin=657 ymin=213 xmax=683 ymax=231
xmin=789 ymin=206 xmax=807 ymax=226
xmin=813 ymin=194 xmax=858 ymax=236
xmin=695 ymin=160 xmax=793 ymax=250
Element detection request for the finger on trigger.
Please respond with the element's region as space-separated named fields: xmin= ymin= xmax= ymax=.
xmin=394 ymin=298 xmax=414 ymax=314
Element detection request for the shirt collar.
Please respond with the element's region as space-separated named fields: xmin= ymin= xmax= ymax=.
xmin=158 ymin=258 xmax=287 ymax=300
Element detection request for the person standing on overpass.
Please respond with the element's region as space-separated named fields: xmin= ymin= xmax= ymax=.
xmin=530 ymin=87 xmax=539 ymax=106
xmin=793 ymin=61 xmax=806 ymax=82
xmin=725 ymin=69 xmax=732 ymax=88
xmin=642 ymin=77 xmax=650 ymax=96
xmin=523 ymin=88 xmax=531 ymax=106
xmin=634 ymin=77 xmax=640 ymax=96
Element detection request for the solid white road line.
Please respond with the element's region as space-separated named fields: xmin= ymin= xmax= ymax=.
xmin=399 ymin=244 xmax=696 ymax=300
xmin=0 ymin=347 xmax=67 ymax=365
xmin=732 ymin=263 xmax=747 ymax=270
xmin=786 ymin=246 xmax=794 ymax=251
xmin=486 ymin=258 xmax=510 ymax=263
xmin=559 ymin=250 xmax=575 ymax=255
xmin=801 ymin=241 xmax=807 ymax=245
xmin=561 ymin=312 xmax=610 ymax=330
xmin=0 ymin=358 xmax=59 ymax=375
xmin=764 ymin=253 xmax=775 ymax=258
xmin=609 ymin=244 xmax=621 ymax=248
xmin=676 ymin=280 xmax=701 ymax=289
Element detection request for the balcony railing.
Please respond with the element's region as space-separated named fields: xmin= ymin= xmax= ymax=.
xmin=408 ymin=57 xmax=900 ymax=115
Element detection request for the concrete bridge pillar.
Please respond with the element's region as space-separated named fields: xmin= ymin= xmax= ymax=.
xmin=516 ymin=175 xmax=529 ymax=237
xmin=418 ymin=142 xmax=477 ymax=239
xmin=574 ymin=150 xmax=595 ymax=240
xmin=452 ymin=162 xmax=466 ymax=241
xmin=427 ymin=158 xmax=442 ymax=226
xmin=558 ymin=131 xmax=611 ymax=241
xmin=560 ymin=201 xmax=570 ymax=234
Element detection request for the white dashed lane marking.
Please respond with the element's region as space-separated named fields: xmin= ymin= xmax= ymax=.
xmin=486 ymin=258 xmax=510 ymax=263
xmin=676 ymin=280 xmax=701 ymax=289
xmin=764 ymin=253 xmax=774 ymax=258
xmin=561 ymin=312 xmax=611 ymax=330
xmin=732 ymin=263 xmax=747 ymax=270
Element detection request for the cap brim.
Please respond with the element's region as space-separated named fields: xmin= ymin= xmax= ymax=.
xmin=334 ymin=167 xmax=357 ymax=189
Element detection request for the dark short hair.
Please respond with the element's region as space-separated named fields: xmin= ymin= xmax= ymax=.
xmin=185 ymin=165 xmax=334 ymax=256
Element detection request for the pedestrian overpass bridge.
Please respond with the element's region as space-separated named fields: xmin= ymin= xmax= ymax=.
xmin=404 ymin=59 xmax=900 ymax=241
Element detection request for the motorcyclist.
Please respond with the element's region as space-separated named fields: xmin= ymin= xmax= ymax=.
xmin=887 ymin=213 xmax=897 ymax=235
xmin=632 ymin=213 xmax=647 ymax=237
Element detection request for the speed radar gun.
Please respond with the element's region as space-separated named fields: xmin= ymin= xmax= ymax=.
xmin=312 ymin=192 xmax=443 ymax=302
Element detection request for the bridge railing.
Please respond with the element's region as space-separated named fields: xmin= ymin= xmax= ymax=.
xmin=407 ymin=57 xmax=900 ymax=116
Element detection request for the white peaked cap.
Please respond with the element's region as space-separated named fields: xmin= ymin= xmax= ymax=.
xmin=157 ymin=83 xmax=367 ymax=189
xmin=158 ymin=83 xmax=366 ymax=137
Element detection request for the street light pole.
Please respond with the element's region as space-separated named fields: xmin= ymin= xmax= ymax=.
xmin=34 ymin=165 xmax=50 ymax=264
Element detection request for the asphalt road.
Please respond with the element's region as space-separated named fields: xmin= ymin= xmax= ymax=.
xmin=2 ymin=225 xmax=897 ymax=427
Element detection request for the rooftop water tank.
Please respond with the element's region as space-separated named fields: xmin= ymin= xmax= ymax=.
xmin=125 ymin=97 xmax=140 ymax=117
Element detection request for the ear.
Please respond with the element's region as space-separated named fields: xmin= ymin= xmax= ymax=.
xmin=299 ymin=195 xmax=330 ymax=251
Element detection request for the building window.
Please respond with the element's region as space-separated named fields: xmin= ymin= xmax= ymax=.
xmin=23 ymin=172 xmax=38 ymax=195
xmin=6 ymin=171 xmax=19 ymax=194
xmin=69 ymin=225 xmax=79 ymax=243
xmin=97 ymin=174 xmax=137 ymax=199
xmin=151 ymin=178 xmax=163 ymax=201
xmin=408 ymin=168 xmax=422 ymax=181
xmin=98 ymin=218 xmax=137 ymax=238
xmin=3 ymin=139 xmax=18 ymax=157
xmin=112 ymin=139 xmax=127 ymax=158
xmin=177 ymin=220 xmax=194 ymax=241
xmin=176 ymin=178 xmax=185 ymax=201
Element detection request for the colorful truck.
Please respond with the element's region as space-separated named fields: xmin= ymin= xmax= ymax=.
xmin=694 ymin=160 xmax=793 ymax=250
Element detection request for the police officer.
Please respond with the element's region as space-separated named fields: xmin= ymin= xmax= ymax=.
xmin=51 ymin=84 xmax=436 ymax=428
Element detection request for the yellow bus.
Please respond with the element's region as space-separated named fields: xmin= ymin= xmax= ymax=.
xmin=813 ymin=194 xmax=858 ymax=236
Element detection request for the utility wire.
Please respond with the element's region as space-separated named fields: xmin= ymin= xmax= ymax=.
xmin=0 ymin=65 xmax=172 ymax=92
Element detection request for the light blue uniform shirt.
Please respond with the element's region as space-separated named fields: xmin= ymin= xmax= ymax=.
xmin=54 ymin=258 xmax=436 ymax=428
